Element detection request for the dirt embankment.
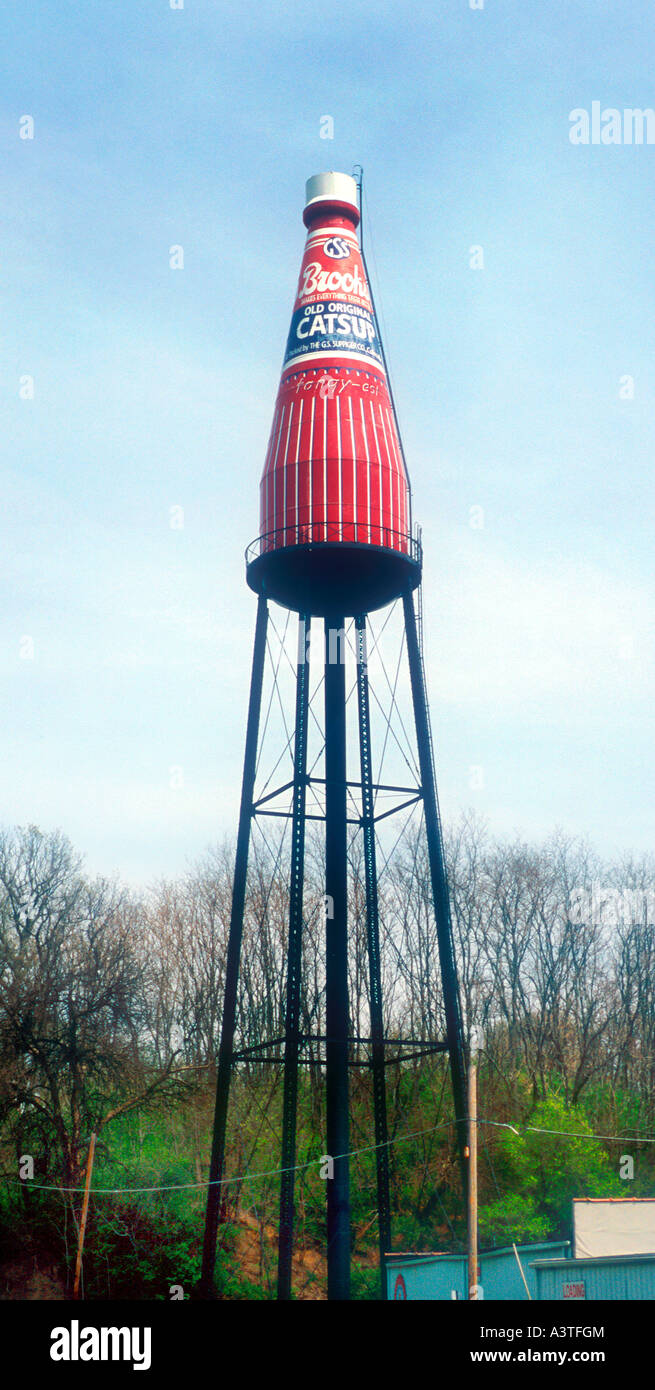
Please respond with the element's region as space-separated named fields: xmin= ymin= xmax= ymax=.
xmin=0 ymin=1212 xmax=328 ymax=1300
xmin=0 ymin=1258 xmax=65 ymax=1300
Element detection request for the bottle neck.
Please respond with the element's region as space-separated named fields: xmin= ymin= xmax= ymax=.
xmin=303 ymin=200 xmax=360 ymax=234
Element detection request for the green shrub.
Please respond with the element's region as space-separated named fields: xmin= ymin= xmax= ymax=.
xmin=479 ymin=1193 xmax=551 ymax=1247
xmin=490 ymin=1095 xmax=621 ymax=1234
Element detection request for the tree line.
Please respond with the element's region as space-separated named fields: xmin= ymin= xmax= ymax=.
xmin=1 ymin=816 xmax=654 ymax=1192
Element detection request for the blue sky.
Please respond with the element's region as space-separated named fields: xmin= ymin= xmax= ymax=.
xmin=1 ymin=1 xmax=654 ymax=883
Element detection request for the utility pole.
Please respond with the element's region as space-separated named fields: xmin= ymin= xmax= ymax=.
xmin=73 ymin=1133 xmax=96 ymax=1300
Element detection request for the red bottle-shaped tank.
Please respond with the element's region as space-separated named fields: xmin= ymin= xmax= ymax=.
xmin=247 ymin=172 xmax=421 ymax=617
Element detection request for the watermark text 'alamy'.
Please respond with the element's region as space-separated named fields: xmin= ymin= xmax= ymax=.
xmin=569 ymin=102 xmax=655 ymax=144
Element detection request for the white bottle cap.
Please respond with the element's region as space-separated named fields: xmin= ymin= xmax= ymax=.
xmin=304 ymin=171 xmax=359 ymax=218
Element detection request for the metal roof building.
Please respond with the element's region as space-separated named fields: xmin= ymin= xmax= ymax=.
xmin=386 ymin=1242 xmax=570 ymax=1300
xmin=532 ymin=1253 xmax=655 ymax=1301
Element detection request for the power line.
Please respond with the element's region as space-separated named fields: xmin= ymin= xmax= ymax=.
xmin=8 ymin=1120 xmax=456 ymax=1194
xmin=526 ymin=1124 xmax=655 ymax=1145
xmin=6 ymin=1116 xmax=655 ymax=1196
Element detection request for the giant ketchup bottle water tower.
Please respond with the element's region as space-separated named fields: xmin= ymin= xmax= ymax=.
xmin=201 ymin=172 xmax=467 ymax=1301
xmin=248 ymin=170 xmax=418 ymax=616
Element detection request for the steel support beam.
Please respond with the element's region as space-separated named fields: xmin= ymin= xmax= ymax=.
xmin=277 ymin=614 xmax=311 ymax=1300
xmin=355 ymin=615 xmax=391 ymax=1300
xmin=324 ymin=616 xmax=350 ymax=1300
xmin=402 ymin=589 xmax=468 ymax=1189
xmin=200 ymin=593 xmax=269 ymax=1296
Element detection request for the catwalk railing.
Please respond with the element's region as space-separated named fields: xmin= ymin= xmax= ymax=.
xmin=245 ymin=521 xmax=423 ymax=565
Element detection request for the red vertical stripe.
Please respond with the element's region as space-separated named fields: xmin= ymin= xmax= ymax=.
xmin=260 ymin=367 xmax=412 ymax=561
xmin=339 ymin=396 xmax=353 ymax=542
xmin=347 ymin=395 xmax=358 ymax=542
xmin=325 ymin=396 xmax=338 ymax=543
xmin=383 ymin=407 xmax=396 ymax=547
xmin=280 ymin=404 xmax=294 ymax=546
xmin=357 ymin=397 xmax=371 ymax=547
xmin=385 ymin=406 xmax=404 ymax=550
xmin=335 ymin=391 xmax=344 ymax=541
xmin=377 ymin=402 xmax=393 ymax=547
xmin=296 ymin=399 xmax=309 ymax=539
xmin=368 ymin=400 xmax=383 ymax=546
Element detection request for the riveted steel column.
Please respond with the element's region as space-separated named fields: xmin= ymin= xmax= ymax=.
xmin=200 ymin=594 xmax=269 ymax=1296
xmin=324 ymin=615 xmax=350 ymax=1300
xmin=402 ymin=589 xmax=468 ymax=1189
xmin=277 ymin=614 xmax=311 ymax=1300
xmin=355 ymin=615 xmax=391 ymax=1300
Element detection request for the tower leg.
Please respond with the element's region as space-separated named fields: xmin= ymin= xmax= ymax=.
xmin=277 ymin=615 xmax=311 ymax=1300
xmin=402 ymin=590 xmax=468 ymax=1188
xmin=200 ymin=594 xmax=269 ymax=1296
xmin=355 ymin=615 xmax=391 ymax=1300
xmin=324 ymin=617 xmax=350 ymax=1300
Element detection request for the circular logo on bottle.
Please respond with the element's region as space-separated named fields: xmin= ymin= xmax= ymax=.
xmin=324 ymin=236 xmax=351 ymax=259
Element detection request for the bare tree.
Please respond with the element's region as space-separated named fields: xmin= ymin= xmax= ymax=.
xmin=0 ymin=826 xmax=186 ymax=1187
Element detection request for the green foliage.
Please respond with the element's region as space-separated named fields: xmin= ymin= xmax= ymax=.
xmin=81 ymin=1201 xmax=202 ymax=1300
xmin=479 ymin=1193 xmax=551 ymax=1247
xmin=351 ymin=1262 xmax=383 ymax=1300
xmin=213 ymin=1265 xmax=272 ymax=1300
xmin=490 ymin=1094 xmax=621 ymax=1234
xmin=2 ymin=1069 xmax=653 ymax=1300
